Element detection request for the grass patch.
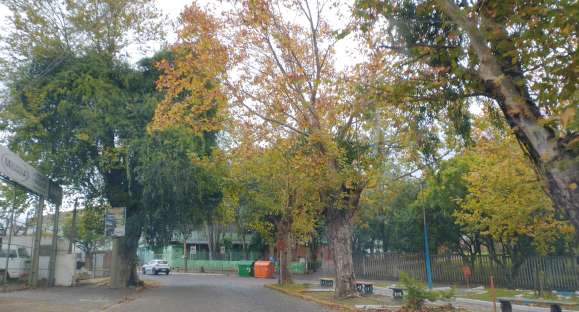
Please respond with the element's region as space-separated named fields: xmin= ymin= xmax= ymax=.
xmin=276 ymin=283 xmax=310 ymax=291
xmin=267 ymin=282 xmax=402 ymax=311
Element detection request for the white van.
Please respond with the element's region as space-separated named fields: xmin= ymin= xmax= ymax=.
xmin=0 ymin=246 xmax=31 ymax=279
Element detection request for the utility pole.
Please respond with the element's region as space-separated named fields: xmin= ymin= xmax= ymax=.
xmin=48 ymin=199 xmax=61 ymax=286
xmin=3 ymin=186 xmax=17 ymax=288
xmin=68 ymin=199 xmax=78 ymax=254
xmin=29 ymin=196 xmax=44 ymax=288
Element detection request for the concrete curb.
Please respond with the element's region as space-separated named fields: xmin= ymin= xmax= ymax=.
xmin=454 ymin=297 xmax=579 ymax=312
xmin=264 ymin=284 xmax=358 ymax=311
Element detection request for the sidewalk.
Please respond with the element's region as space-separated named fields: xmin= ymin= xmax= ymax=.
xmin=293 ymin=273 xmax=579 ymax=312
xmin=0 ymin=281 xmax=142 ymax=312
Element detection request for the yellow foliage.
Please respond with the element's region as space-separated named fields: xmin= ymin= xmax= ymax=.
xmin=455 ymin=133 xmax=574 ymax=255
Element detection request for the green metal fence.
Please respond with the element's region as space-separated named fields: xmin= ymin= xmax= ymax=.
xmin=138 ymin=245 xmax=307 ymax=274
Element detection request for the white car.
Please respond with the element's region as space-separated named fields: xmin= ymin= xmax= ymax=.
xmin=141 ymin=259 xmax=170 ymax=275
xmin=0 ymin=246 xmax=30 ymax=280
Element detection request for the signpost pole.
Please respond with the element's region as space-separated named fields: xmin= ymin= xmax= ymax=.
xmin=3 ymin=186 xmax=17 ymax=288
xmin=29 ymin=196 xmax=44 ymax=288
xmin=48 ymin=200 xmax=60 ymax=286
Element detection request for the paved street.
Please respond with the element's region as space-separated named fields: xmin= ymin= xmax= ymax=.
xmin=108 ymin=273 xmax=331 ymax=312
xmin=0 ymin=273 xmax=332 ymax=312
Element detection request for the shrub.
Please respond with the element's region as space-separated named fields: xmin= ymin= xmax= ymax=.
xmin=400 ymin=272 xmax=454 ymax=310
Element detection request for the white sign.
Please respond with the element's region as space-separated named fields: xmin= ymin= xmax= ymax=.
xmin=105 ymin=207 xmax=126 ymax=237
xmin=0 ymin=145 xmax=62 ymax=204
xmin=190 ymin=245 xmax=197 ymax=255
xmin=220 ymin=246 xmax=226 ymax=254
xmin=0 ymin=145 xmax=49 ymax=196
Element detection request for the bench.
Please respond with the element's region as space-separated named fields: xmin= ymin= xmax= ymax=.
xmin=498 ymin=297 xmax=579 ymax=312
xmin=355 ymin=281 xmax=374 ymax=295
xmin=320 ymin=278 xmax=334 ymax=288
xmin=390 ymin=287 xmax=404 ymax=299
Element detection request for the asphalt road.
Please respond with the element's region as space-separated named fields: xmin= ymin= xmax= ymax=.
xmin=106 ymin=272 xmax=332 ymax=312
xmin=0 ymin=273 xmax=331 ymax=312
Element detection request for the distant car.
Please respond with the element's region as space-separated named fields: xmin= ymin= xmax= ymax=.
xmin=141 ymin=259 xmax=170 ymax=275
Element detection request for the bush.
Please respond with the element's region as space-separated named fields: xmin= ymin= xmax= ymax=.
xmin=400 ymin=272 xmax=454 ymax=310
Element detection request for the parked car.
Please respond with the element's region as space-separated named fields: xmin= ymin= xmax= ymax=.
xmin=0 ymin=246 xmax=30 ymax=280
xmin=141 ymin=259 xmax=170 ymax=275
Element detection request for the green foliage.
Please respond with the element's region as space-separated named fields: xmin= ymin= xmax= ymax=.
xmin=413 ymin=157 xmax=469 ymax=253
xmin=0 ymin=183 xmax=32 ymax=220
xmin=135 ymin=127 xmax=222 ymax=246
xmin=1 ymin=47 xmax=224 ymax=262
xmin=400 ymin=272 xmax=453 ymax=309
xmin=355 ymin=0 xmax=578 ymax=135
xmin=356 ymin=179 xmax=423 ymax=253
xmin=62 ymin=202 xmax=105 ymax=253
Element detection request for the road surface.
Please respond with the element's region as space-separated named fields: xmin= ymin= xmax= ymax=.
xmin=108 ymin=273 xmax=332 ymax=312
xmin=0 ymin=273 xmax=332 ymax=312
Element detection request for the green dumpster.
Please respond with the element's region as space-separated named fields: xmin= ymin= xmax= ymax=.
xmin=238 ymin=261 xmax=253 ymax=277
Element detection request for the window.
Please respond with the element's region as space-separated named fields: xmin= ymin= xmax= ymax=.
xmin=18 ymin=248 xmax=30 ymax=258
xmin=0 ymin=249 xmax=17 ymax=258
xmin=158 ymin=261 xmax=167 ymax=264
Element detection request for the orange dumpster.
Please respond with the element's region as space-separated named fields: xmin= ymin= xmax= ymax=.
xmin=253 ymin=261 xmax=274 ymax=278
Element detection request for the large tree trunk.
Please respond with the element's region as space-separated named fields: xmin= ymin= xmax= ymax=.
xmin=327 ymin=207 xmax=357 ymax=298
xmin=110 ymin=208 xmax=141 ymax=288
xmin=277 ymin=220 xmax=293 ymax=285
xmin=438 ymin=0 xmax=579 ymax=231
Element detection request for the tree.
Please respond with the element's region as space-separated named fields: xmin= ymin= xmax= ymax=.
xmin=222 ymin=0 xmax=384 ymax=297
xmin=414 ymin=157 xmax=475 ymax=258
xmin=2 ymin=52 xmax=152 ymax=287
xmin=228 ymin=137 xmax=321 ymax=284
xmin=455 ymin=130 xmax=575 ymax=281
xmin=355 ymin=178 xmax=422 ymax=253
xmin=62 ymin=202 xmax=105 ymax=271
xmin=1 ymin=48 xmax=225 ymax=288
xmin=354 ymin=0 xmax=579 ymax=230
xmin=1 ymin=1 xmax=165 ymax=287
xmin=145 ymin=3 xmax=229 ymax=263
xmin=0 ymin=0 xmax=163 ymax=65
xmin=134 ymin=127 xmax=222 ymax=247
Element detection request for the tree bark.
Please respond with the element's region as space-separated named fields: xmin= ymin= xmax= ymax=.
xmin=110 ymin=212 xmax=141 ymax=288
xmin=277 ymin=220 xmax=293 ymax=285
xmin=437 ymin=0 xmax=579 ymax=230
xmin=327 ymin=207 xmax=358 ymax=298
